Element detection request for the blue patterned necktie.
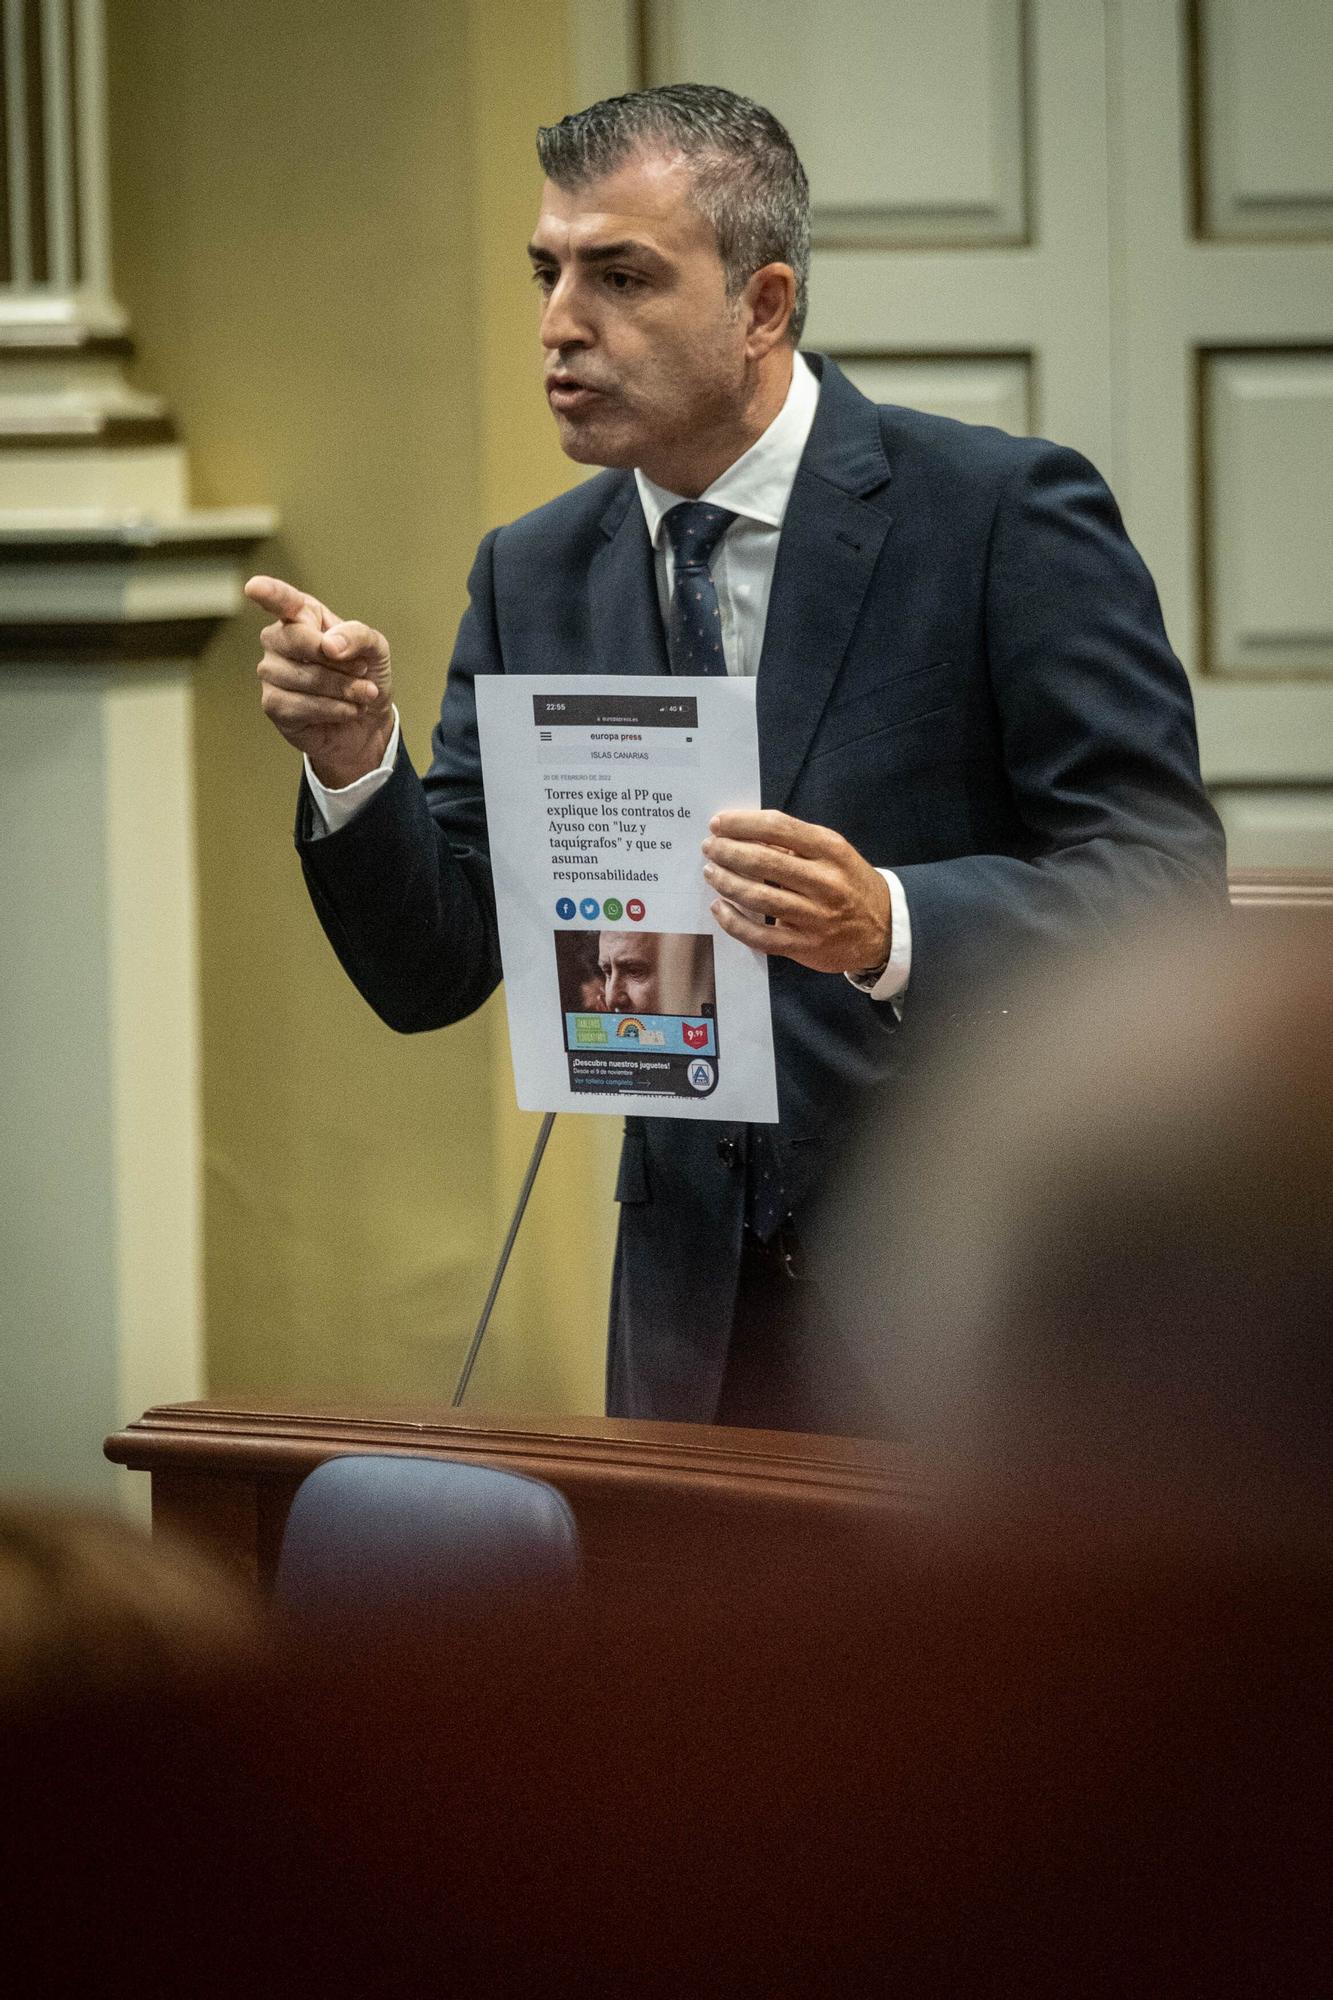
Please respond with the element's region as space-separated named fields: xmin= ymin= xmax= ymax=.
xmin=663 ymin=501 xmax=736 ymax=676
xmin=662 ymin=503 xmax=784 ymax=1236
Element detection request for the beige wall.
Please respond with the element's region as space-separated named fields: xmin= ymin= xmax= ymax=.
xmin=107 ymin=0 xmax=613 ymax=1412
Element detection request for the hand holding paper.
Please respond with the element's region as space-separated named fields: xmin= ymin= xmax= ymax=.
xmin=476 ymin=675 xmax=778 ymax=1121
xmin=703 ymin=810 xmax=892 ymax=974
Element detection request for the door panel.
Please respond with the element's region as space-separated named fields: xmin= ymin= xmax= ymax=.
xmin=1113 ymin=0 xmax=1333 ymax=847
xmin=646 ymin=0 xmax=1029 ymax=247
xmin=837 ymin=355 xmax=1032 ymax=435
xmin=581 ymin=0 xmax=1333 ymax=859
xmin=647 ymin=0 xmax=1112 ymax=464
xmin=1203 ymin=349 xmax=1333 ymax=678
xmin=1196 ymin=0 xmax=1333 ymax=240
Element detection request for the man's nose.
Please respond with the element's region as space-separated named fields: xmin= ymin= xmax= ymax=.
xmin=540 ymin=275 xmax=590 ymax=352
xmin=605 ymin=969 xmax=626 ymax=1009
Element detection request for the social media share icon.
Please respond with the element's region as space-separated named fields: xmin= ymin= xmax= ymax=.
xmin=682 ymin=1021 xmax=709 ymax=1050
xmin=602 ymin=897 xmax=624 ymax=922
xmin=555 ymin=897 xmax=576 ymax=921
xmin=687 ymin=1059 xmax=715 ymax=1092
xmin=626 ymin=898 xmax=646 ymax=922
xmin=579 ymin=897 xmax=601 ymax=921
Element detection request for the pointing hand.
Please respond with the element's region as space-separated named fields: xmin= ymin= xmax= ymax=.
xmin=246 ymin=574 xmax=394 ymax=790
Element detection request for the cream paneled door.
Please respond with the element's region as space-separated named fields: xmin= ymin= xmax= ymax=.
xmin=645 ymin=2 xmax=1115 ymax=494
xmin=1112 ymin=0 xmax=1333 ymax=866
xmin=630 ymin=0 xmax=1333 ymax=863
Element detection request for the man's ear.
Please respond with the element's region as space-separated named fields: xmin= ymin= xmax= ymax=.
xmin=743 ymin=263 xmax=797 ymax=358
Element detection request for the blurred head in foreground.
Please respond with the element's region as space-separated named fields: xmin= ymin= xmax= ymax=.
xmin=0 ymin=1498 xmax=262 ymax=1708
xmin=829 ymin=917 xmax=1333 ymax=1527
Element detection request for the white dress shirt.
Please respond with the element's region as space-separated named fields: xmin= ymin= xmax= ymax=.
xmin=307 ymin=350 xmax=910 ymax=1001
xmin=635 ymin=349 xmax=821 ymax=678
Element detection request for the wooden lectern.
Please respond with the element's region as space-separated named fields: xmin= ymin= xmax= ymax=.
xmin=105 ymin=1400 xmax=923 ymax=1601
xmin=107 ymin=877 xmax=1332 ymax=1587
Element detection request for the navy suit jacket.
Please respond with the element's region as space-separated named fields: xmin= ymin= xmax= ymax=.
xmin=298 ymin=356 xmax=1227 ymax=1421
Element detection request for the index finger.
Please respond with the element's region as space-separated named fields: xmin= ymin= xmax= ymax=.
xmin=707 ymin=809 xmax=832 ymax=859
xmin=244 ymin=574 xmax=339 ymax=631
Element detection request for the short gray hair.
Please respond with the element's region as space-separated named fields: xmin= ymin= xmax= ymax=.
xmin=536 ymin=83 xmax=811 ymax=345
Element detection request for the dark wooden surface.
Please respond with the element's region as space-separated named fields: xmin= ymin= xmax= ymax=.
xmin=105 ymin=1399 xmax=925 ymax=1595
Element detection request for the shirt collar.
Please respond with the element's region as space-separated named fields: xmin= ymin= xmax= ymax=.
xmin=635 ymin=350 xmax=820 ymax=546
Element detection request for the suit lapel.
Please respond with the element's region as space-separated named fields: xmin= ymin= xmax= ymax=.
xmin=589 ymin=480 xmax=670 ymax=679
xmin=757 ymin=359 xmax=895 ymax=811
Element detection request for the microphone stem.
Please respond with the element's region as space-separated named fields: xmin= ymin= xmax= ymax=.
xmin=451 ymin=1112 xmax=557 ymax=1406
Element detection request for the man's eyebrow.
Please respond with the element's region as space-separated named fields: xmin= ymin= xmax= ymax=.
xmin=526 ymin=239 xmax=668 ymax=271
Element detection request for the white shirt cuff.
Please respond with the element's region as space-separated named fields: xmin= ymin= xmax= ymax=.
xmin=844 ymin=868 xmax=911 ymax=1004
xmin=304 ymin=708 xmax=401 ymax=837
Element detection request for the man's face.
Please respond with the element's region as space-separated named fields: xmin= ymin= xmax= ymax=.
xmin=528 ymin=149 xmax=751 ymax=492
xmin=598 ymin=931 xmax=662 ymax=1014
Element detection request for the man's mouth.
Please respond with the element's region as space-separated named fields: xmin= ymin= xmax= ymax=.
xmin=547 ymin=377 xmax=606 ymax=413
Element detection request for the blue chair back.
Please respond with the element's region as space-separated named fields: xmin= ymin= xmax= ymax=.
xmin=275 ymin=1454 xmax=580 ymax=1623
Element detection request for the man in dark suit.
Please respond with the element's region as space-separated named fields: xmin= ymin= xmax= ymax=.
xmin=249 ymin=85 xmax=1226 ymax=1433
